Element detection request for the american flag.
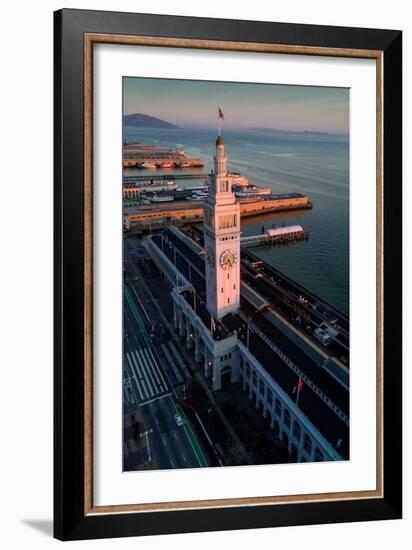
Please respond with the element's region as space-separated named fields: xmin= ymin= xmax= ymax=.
xmin=218 ymin=107 xmax=225 ymax=120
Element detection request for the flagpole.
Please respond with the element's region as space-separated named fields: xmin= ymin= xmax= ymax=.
xmin=295 ymin=378 xmax=303 ymax=406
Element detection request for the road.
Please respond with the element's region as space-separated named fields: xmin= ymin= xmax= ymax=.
xmin=123 ymin=236 xmax=209 ymax=470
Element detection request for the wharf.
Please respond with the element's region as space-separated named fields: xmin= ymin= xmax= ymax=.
xmin=241 ymin=225 xmax=309 ymax=247
xmin=148 ymin=228 xmax=349 ymax=458
xmin=188 ymin=225 xmax=349 ymax=362
xmin=124 ymin=194 xmax=311 ymax=231
xmin=124 ymin=173 xmax=209 ymax=184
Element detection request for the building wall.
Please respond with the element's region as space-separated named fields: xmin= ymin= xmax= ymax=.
xmin=204 ymin=194 xmax=241 ymax=320
xmin=147 ymin=235 xmax=342 ymax=464
xmin=125 ymin=196 xmax=309 ymax=229
xmin=239 ymin=196 xmax=308 ymax=216
xmin=236 ymin=342 xmax=341 ymax=462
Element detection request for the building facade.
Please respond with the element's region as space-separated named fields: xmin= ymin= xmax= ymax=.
xmin=146 ymin=132 xmax=345 ymax=464
xmin=204 ymin=136 xmax=241 ymax=320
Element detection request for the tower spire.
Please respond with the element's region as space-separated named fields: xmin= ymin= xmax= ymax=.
xmin=204 ymin=121 xmax=240 ymax=320
xmin=218 ymin=106 xmax=225 ymax=137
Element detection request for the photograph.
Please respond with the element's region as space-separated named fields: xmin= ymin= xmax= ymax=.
xmin=122 ymin=77 xmax=350 ymax=472
xmin=51 ymin=7 xmax=402 ymax=540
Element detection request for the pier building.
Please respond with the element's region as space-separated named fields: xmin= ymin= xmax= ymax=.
xmin=146 ymin=133 xmax=349 ymax=464
xmin=124 ymin=194 xmax=311 ymax=231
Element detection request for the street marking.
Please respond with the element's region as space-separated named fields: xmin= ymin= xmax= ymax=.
xmin=147 ymin=347 xmax=169 ymax=389
xmin=129 ymin=351 xmax=150 ymax=399
xmin=141 ymin=347 xmax=161 ymax=392
xmin=126 ymin=354 xmax=144 ymax=400
xmin=143 ymin=347 xmax=162 ymax=386
xmin=139 ymin=392 xmax=173 ymax=407
xmin=172 ymin=400 xmax=208 ymax=468
xmin=132 ymin=350 xmax=154 ymax=398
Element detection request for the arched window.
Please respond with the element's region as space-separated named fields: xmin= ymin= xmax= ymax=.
xmin=304 ymin=435 xmax=312 ymax=455
xmin=314 ymin=448 xmax=324 ymax=462
xmin=284 ymin=409 xmax=291 ymax=429
xmin=293 ymin=421 xmax=301 ymax=442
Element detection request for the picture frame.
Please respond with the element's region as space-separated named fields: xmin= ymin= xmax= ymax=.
xmin=54 ymin=8 xmax=402 ymax=541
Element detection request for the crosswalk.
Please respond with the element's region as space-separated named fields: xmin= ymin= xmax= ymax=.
xmin=125 ymin=347 xmax=170 ymax=405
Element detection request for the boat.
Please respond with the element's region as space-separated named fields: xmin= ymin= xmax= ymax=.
xmin=139 ymin=162 xmax=157 ymax=169
xmin=185 ymin=185 xmax=209 ymax=192
xmin=188 ymin=194 xmax=207 ymax=201
xmin=235 ymin=186 xmax=272 ymax=198
xmin=132 ymin=181 xmax=177 ymax=193
xmin=158 ymin=163 xmax=174 ymax=169
xmin=228 ymin=172 xmax=250 ymax=187
xmin=151 ymin=195 xmax=175 ymax=203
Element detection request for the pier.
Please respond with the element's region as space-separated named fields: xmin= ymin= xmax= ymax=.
xmin=124 ymin=173 xmax=209 ymax=184
xmin=124 ymin=194 xmax=311 ymax=231
xmin=241 ymin=225 xmax=309 ymax=247
xmin=147 ymin=227 xmax=350 ymax=459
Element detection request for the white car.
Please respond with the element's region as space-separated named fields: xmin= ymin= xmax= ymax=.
xmin=174 ymin=414 xmax=184 ymax=427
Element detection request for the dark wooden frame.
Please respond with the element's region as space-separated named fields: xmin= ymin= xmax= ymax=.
xmin=54 ymin=8 xmax=402 ymax=541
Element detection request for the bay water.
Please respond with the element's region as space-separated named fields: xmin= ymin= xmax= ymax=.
xmin=124 ymin=127 xmax=349 ymax=314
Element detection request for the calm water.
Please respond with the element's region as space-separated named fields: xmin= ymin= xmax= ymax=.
xmin=125 ymin=127 xmax=349 ymax=314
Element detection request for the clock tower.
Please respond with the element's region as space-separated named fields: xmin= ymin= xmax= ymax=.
xmin=204 ymin=135 xmax=240 ymax=320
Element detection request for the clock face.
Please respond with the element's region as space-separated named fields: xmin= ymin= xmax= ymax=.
xmin=205 ymin=246 xmax=215 ymax=267
xmin=220 ymin=249 xmax=237 ymax=270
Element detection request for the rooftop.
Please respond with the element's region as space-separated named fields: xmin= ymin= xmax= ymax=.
xmin=150 ymin=226 xmax=349 ymax=457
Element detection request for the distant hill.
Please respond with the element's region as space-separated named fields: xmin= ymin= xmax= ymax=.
xmin=123 ymin=113 xmax=179 ymax=129
xmin=246 ymin=127 xmax=329 ymax=135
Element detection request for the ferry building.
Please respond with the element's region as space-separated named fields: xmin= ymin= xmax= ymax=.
xmin=148 ymin=133 xmax=349 ymax=464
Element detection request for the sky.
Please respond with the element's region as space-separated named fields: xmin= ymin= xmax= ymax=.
xmin=123 ymin=77 xmax=349 ymax=134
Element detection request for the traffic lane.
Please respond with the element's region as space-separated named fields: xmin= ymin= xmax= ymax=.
xmin=162 ymin=395 xmax=208 ymax=468
xmin=125 ymin=282 xmax=174 ymax=391
xmin=124 ymin=241 xmax=202 ymax=469
xmin=123 ymin=343 xmax=140 ymax=406
xmin=144 ymin=396 xmax=200 ymax=469
xmin=124 ymin=289 xmax=149 ymax=349
xmin=140 ymin=398 xmax=182 ymax=470
xmin=156 ymin=396 xmax=201 ymax=469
